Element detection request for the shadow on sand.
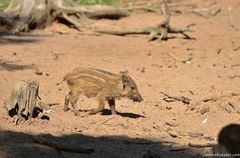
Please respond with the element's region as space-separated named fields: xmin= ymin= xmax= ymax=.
xmin=0 ymin=31 xmax=42 ymax=44
xmin=0 ymin=59 xmax=36 ymax=71
xmin=100 ymin=109 xmax=145 ymax=119
xmin=0 ymin=130 xmax=209 ymax=158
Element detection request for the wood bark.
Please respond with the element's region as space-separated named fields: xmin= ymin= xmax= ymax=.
xmin=3 ymin=79 xmax=49 ymax=121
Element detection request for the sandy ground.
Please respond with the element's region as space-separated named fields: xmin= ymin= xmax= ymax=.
xmin=0 ymin=0 xmax=240 ymax=157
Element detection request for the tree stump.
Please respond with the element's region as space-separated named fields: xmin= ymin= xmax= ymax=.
xmin=3 ymin=80 xmax=49 ymax=122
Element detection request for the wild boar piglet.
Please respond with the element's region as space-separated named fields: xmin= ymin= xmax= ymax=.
xmin=58 ymin=68 xmax=143 ymax=116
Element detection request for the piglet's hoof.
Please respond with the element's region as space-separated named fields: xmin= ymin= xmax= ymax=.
xmin=63 ymin=107 xmax=70 ymax=112
xmin=111 ymin=111 xmax=117 ymax=115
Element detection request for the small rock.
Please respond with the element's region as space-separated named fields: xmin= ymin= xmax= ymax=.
xmin=142 ymin=127 xmax=151 ymax=132
xmin=167 ymin=131 xmax=179 ymax=138
xmin=200 ymin=106 xmax=210 ymax=115
xmin=228 ymin=101 xmax=240 ymax=113
xmin=147 ymin=52 xmax=152 ymax=59
xmin=185 ymin=61 xmax=191 ymax=64
xmin=141 ymin=67 xmax=146 ymax=73
xmin=165 ymin=121 xmax=178 ymax=127
xmin=185 ymin=104 xmax=197 ymax=111
xmin=169 ymin=144 xmax=187 ymax=151
xmin=35 ymin=70 xmax=43 ymax=75
xmin=225 ymin=104 xmax=235 ymax=113
xmin=166 ymin=106 xmax=172 ymax=110
xmin=203 ymin=136 xmax=216 ymax=141
xmin=188 ymin=132 xmax=204 ymax=138
xmin=231 ymin=91 xmax=240 ymax=96
xmin=155 ymin=104 xmax=159 ymax=107
xmin=188 ymin=142 xmax=212 ymax=148
xmin=75 ymin=130 xmax=82 ymax=133
xmin=201 ymin=118 xmax=208 ymax=124
xmin=137 ymin=67 xmax=146 ymax=73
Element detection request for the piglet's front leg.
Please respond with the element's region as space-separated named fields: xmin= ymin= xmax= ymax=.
xmin=108 ymin=98 xmax=117 ymax=115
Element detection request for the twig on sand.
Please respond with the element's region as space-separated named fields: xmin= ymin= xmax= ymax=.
xmin=85 ymin=116 xmax=115 ymax=130
xmin=99 ymin=116 xmax=115 ymax=125
xmin=160 ymin=91 xmax=191 ymax=104
xmin=167 ymin=52 xmax=192 ymax=63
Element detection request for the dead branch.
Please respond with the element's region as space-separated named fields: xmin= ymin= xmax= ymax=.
xmin=60 ymin=12 xmax=82 ymax=30
xmin=160 ymin=91 xmax=191 ymax=104
xmin=95 ymin=28 xmax=149 ymax=36
xmin=95 ymin=2 xmax=193 ymax=41
xmin=31 ymin=136 xmax=94 ymax=154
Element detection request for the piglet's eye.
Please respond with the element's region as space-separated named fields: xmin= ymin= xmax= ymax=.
xmin=131 ymin=86 xmax=135 ymax=90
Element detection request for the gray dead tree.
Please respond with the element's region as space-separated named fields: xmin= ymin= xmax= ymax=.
xmin=1 ymin=0 xmax=130 ymax=33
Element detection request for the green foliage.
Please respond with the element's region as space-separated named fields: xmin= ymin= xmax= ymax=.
xmin=95 ymin=0 xmax=115 ymax=5
xmin=0 ymin=0 xmax=10 ymax=9
xmin=73 ymin=0 xmax=115 ymax=5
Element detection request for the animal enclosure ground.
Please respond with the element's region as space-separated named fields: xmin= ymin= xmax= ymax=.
xmin=0 ymin=0 xmax=240 ymax=157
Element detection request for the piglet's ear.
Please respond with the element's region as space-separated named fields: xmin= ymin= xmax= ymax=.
xmin=121 ymin=73 xmax=129 ymax=89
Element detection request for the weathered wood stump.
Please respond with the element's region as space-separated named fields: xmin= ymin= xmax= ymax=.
xmin=3 ymin=79 xmax=49 ymax=122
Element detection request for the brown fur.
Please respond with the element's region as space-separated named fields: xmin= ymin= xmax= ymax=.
xmin=60 ymin=68 xmax=143 ymax=116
